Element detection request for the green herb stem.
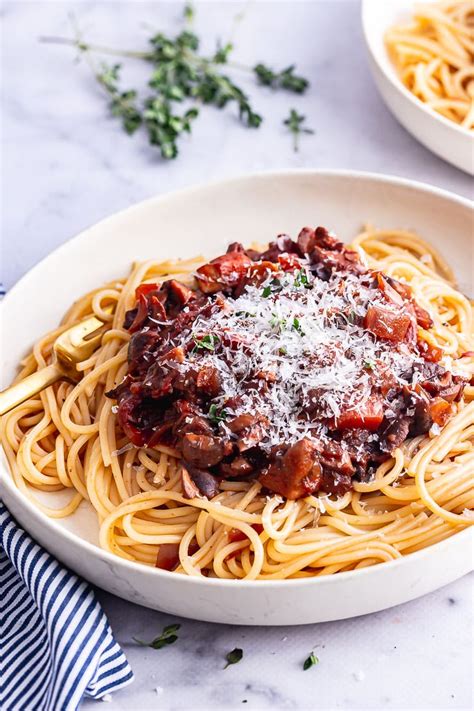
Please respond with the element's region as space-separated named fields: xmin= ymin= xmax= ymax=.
xmin=40 ymin=36 xmax=289 ymax=76
xmin=39 ymin=35 xmax=153 ymax=60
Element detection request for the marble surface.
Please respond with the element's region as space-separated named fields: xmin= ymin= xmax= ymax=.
xmin=1 ymin=1 xmax=473 ymax=709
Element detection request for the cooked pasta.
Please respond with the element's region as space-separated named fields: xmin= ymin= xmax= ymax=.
xmin=385 ymin=1 xmax=474 ymax=129
xmin=1 ymin=228 xmax=473 ymax=580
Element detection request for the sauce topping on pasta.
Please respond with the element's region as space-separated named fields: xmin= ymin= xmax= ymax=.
xmin=108 ymin=227 xmax=466 ymax=500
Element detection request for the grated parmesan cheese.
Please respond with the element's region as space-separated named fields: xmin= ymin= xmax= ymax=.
xmin=170 ymin=266 xmax=426 ymax=452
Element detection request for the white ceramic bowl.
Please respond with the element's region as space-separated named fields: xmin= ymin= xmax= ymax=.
xmin=1 ymin=171 xmax=473 ymax=625
xmin=362 ymin=0 xmax=474 ymax=175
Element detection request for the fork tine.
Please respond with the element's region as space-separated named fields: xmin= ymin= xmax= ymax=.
xmin=55 ymin=326 xmax=107 ymax=369
xmin=67 ymin=316 xmax=107 ymax=347
xmin=74 ymin=330 xmax=104 ymax=355
xmin=61 ymin=305 xmax=114 ymax=348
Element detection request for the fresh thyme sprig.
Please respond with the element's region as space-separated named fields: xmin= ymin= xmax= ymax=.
xmin=40 ymin=4 xmax=311 ymax=159
xmin=283 ymin=108 xmax=315 ymax=152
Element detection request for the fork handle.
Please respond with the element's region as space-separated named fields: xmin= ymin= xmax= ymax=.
xmin=0 ymin=363 xmax=64 ymax=417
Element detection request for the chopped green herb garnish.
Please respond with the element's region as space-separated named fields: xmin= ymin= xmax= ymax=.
xmin=294 ymin=269 xmax=309 ymax=287
xmin=262 ymin=278 xmax=282 ymax=298
xmin=236 ymin=310 xmax=255 ymax=318
xmin=208 ymin=404 xmax=228 ymax=424
xmin=303 ymin=652 xmax=319 ymax=670
xmin=364 ymin=359 xmax=375 ymax=370
xmin=193 ymin=334 xmax=218 ymax=351
xmin=133 ymin=623 xmax=181 ymax=649
xmin=224 ymin=648 xmax=243 ymax=668
xmin=292 ymin=317 xmax=304 ymax=334
xmin=270 ymin=313 xmax=287 ymax=330
xmin=279 ymin=346 xmax=287 ymax=355
xmin=348 ymin=310 xmax=357 ymax=324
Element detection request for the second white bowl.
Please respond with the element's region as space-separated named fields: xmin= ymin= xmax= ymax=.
xmin=361 ymin=0 xmax=473 ymax=175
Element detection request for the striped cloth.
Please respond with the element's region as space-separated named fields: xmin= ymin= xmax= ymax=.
xmin=0 ymin=503 xmax=134 ymax=710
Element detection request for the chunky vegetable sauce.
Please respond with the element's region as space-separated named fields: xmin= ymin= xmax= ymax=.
xmin=108 ymin=227 xmax=466 ymax=499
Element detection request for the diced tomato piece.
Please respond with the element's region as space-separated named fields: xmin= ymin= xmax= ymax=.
xmin=417 ymin=338 xmax=442 ymax=362
xmin=378 ymin=274 xmax=433 ymax=329
xmin=228 ymin=524 xmax=263 ymax=543
xmin=155 ymin=541 xmax=199 ymax=570
xmin=162 ymin=346 xmax=185 ymax=364
xmin=335 ymin=398 xmax=384 ymax=431
xmin=364 ymin=304 xmax=412 ymax=342
xmin=380 ymin=275 xmax=433 ymax=329
xmin=155 ymin=543 xmax=180 ymax=571
xmin=278 ymin=253 xmax=301 ymax=271
xmin=196 ymin=252 xmax=253 ymax=294
xmin=247 ymin=261 xmax=279 ymax=285
xmin=226 ymin=524 xmax=264 ymax=558
xmin=430 ymin=397 xmax=451 ymax=426
xmin=412 ymin=303 xmax=433 ymax=329
xmin=188 ymin=542 xmax=199 ymax=556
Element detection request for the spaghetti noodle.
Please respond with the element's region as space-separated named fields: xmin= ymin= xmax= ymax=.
xmin=385 ymin=1 xmax=474 ymax=129
xmin=1 ymin=228 xmax=473 ymax=579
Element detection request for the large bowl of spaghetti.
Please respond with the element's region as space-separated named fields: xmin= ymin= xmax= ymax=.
xmin=1 ymin=170 xmax=472 ymax=625
xmin=362 ymin=0 xmax=473 ymax=175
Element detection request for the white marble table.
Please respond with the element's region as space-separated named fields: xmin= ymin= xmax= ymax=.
xmin=2 ymin=1 xmax=473 ymax=709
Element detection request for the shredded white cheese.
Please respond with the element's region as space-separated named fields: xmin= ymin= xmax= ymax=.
xmin=167 ymin=266 xmax=427 ymax=451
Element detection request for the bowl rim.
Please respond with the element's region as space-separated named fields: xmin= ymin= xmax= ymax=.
xmin=360 ymin=0 xmax=473 ymax=141
xmin=1 ymin=168 xmax=473 ymax=590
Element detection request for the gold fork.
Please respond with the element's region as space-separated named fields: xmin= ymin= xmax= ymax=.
xmin=0 ymin=308 xmax=113 ymax=416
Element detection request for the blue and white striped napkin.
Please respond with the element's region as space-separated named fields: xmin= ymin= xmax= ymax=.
xmin=0 ymin=503 xmax=134 ymax=710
